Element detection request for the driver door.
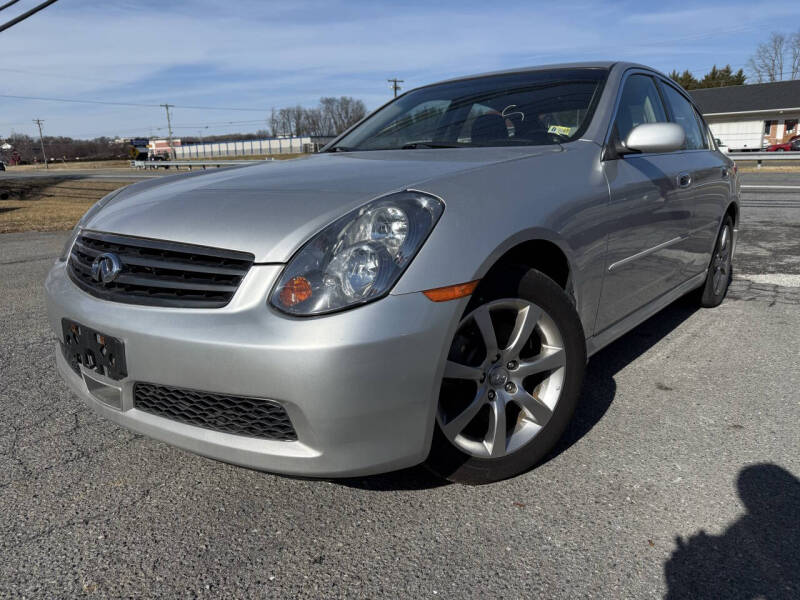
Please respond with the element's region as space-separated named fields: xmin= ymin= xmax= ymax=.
xmin=595 ymin=73 xmax=689 ymax=333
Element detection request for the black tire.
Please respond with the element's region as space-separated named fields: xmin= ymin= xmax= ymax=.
xmin=695 ymin=215 xmax=734 ymax=308
xmin=425 ymin=266 xmax=586 ymax=485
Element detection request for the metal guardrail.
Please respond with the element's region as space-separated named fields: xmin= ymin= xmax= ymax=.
xmin=131 ymin=159 xmax=269 ymax=170
xmin=730 ymin=152 xmax=800 ymax=167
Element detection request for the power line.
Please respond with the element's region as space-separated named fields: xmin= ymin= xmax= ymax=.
xmin=0 ymin=0 xmax=22 ymax=12
xmin=0 ymin=0 xmax=60 ymax=34
xmin=0 ymin=92 xmax=271 ymax=112
xmin=0 ymin=66 xmax=127 ymax=85
xmin=52 ymin=119 xmax=274 ymax=140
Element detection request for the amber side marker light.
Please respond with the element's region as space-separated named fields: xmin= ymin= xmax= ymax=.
xmin=422 ymin=280 xmax=480 ymax=302
xmin=279 ymin=276 xmax=313 ymax=307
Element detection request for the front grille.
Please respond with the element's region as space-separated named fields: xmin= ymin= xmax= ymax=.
xmin=68 ymin=231 xmax=254 ymax=308
xmin=133 ymin=383 xmax=297 ymax=441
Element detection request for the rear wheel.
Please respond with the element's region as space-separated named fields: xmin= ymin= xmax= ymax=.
xmin=425 ymin=267 xmax=586 ymax=484
xmin=695 ymin=215 xmax=734 ymax=308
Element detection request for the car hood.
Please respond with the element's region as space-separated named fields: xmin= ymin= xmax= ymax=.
xmin=87 ymin=147 xmax=559 ymax=262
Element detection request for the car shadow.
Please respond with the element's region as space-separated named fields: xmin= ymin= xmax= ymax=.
xmin=336 ymin=463 xmax=449 ymax=492
xmin=663 ymin=463 xmax=800 ymax=599
xmin=542 ymin=297 xmax=698 ymax=466
xmin=338 ymin=297 xmax=699 ymax=491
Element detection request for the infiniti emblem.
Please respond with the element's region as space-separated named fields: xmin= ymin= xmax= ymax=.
xmin=91 ymin=252 xmax=123 ymax=284
xmin=488 ymin=366 xmax=509 ymax=388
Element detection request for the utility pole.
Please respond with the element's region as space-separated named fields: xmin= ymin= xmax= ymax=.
xmin=32 ymin=118 xmax=47 ymax=169
xmin=388 ymin=78 xmax=404 ymax=98
xmin=160 ymin=103 xmax=175 ymax=159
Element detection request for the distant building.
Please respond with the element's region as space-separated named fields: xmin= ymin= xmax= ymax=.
xmin=689 ymin=80 xmax=800 ymax=151
xmin=149 ymin=138 xmax=181 ymax=156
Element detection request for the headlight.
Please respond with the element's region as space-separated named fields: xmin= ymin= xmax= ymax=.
xmin=57 ymin=225 xmax=81 ymax=262
xmin=270 ymin=190 xmax=444 ymax=315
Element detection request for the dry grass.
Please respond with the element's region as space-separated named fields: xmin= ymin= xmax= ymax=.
xmin=0 ymin=178 xmax=136 ymax=233
xmin=10 ymin=160 xmax=131 ymax=171
xmin=8 ymin=153 xmax=307 ymax=172
xmin=737 ymin=165 xmax=800 ymax=173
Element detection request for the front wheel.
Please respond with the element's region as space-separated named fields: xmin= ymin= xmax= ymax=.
xmin=425 ymin=267 xmax=586 ymax=484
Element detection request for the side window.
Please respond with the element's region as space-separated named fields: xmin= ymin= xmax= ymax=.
xmin=695 ymin=109 xmax=713 ymax=149
xmin=614 ymin=74 xmax=667 ymax=142
xmin=660 ymin=83 xmax=706 ymax=150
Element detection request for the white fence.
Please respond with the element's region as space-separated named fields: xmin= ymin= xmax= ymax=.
xmin=174 ymin=137 xmax=313 ymax=159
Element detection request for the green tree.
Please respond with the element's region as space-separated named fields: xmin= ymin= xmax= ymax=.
xmin=669 ymin=69 xmax=699 ymax=90
xmin=697 ymin=64 xmax=746 ymax=88
xmin=669 ymin=65 xmax=746 ymax=90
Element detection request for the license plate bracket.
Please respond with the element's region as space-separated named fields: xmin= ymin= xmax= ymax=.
xmin=61 ymin=319 xmax=127 ymax=381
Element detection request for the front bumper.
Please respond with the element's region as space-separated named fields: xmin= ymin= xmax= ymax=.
xmin=45 ymin=261 xmax=463 ymax=477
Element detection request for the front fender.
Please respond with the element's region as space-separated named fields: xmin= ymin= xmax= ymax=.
xmin=391 ymin=144 xmax=610 ymax=336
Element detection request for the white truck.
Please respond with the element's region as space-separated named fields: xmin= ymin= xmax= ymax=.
xmin=708 ymin=120 xmax=764 ymax=152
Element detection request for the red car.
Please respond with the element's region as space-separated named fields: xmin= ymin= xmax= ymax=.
xmin=766 ymin=134 xmax=800 ymax=151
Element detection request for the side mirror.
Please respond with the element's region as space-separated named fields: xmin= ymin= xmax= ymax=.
xmin=715 ymin=138 xmax=723 ymax=146
xmin=622 ymin=122 xmax=685 ymax=154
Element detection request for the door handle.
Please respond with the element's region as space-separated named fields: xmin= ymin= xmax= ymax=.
xmin=721 ymin=167 xmax=729 ymax=178
xmin=677 ymin=172 xmax=692 ymax=188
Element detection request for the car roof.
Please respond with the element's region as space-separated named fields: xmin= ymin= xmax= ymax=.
xmin=426 ymin=61 xmax=663 ymax=87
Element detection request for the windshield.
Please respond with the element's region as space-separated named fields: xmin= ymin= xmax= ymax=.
xmin=330 ymin=68 xmax=608 ymax=151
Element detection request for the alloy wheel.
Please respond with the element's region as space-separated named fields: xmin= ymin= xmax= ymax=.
xmin=437 ymin=299 xmax=566 ymax=459
xmin=712 ymin=225 xmax=731 ymax=295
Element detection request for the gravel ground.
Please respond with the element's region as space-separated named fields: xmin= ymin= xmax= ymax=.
xmin=0 ymin=173 xmax=798 ymax=599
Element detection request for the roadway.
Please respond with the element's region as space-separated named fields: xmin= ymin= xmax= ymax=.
xmin=0 ymin=172 xmax=798 ymax=598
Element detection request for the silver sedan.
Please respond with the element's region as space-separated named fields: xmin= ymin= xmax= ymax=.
xmin=45 ymin=61 xmax=738 ymax=484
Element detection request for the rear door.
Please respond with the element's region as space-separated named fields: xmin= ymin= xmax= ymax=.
xmin=596 ymin=73 xmax=689 ymax=333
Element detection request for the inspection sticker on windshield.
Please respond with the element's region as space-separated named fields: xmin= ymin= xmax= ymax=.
xmin=548 ymin=125 xmax=573 ymax=136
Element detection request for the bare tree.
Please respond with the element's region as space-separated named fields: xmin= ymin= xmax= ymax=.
xmin=791 ymin=31 xmax=800 ymax=80
xmin=748 ymin=32 xmax=787 ymax=82
xmin=320 ymin=97 xmax=367 ymax=135
xmin=303 ymin=107 xmax=327 ymax=137
xmin=267 ymin=97 xmax=367 ymax=139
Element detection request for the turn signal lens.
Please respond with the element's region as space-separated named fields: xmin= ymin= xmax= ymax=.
xmin=279 ymin=276 xmax=313 ymax=307
xmin=423 ymin=280 xmax=480 ymax=302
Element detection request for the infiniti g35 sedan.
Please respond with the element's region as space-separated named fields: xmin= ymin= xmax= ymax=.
xmin=45 ymin=62 xmax=738 ymax=484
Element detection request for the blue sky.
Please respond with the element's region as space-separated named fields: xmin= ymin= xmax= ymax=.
xmin=1 ymin=0 xmax=798 ymax=139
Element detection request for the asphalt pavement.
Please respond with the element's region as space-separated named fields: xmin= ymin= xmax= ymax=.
xmin=0 ymin=172 xmax=798 ymax=599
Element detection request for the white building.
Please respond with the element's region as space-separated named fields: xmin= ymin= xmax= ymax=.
xmin=689 ymin=80 xmax=800 ymax=151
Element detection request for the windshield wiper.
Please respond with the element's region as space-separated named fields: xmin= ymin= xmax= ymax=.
xmin=400 ymin=141 xmax=465 ymax=150
xmin=327 ymin=146 xmax=355 ymax=152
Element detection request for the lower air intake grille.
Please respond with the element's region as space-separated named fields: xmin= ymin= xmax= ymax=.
xmin=133 ymin=383 xmax=297 ymax=441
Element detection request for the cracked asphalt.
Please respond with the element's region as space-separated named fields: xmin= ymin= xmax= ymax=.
xmin=1 ymin=172 xmax=798 ymax=599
